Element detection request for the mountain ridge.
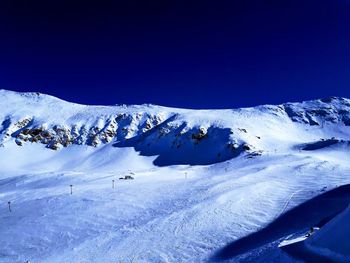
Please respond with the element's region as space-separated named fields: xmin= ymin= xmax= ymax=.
xmin=1 ymin=88 xmax=349 ymax=110
xmin=0 ymin=89 xmax=349 ymax=167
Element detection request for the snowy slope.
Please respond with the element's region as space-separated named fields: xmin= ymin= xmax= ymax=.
xmin=0 ymin=90 xmax=349 ymax=263
xmin=0 ymin=90 xmax=349 ymax=171
xmin=305 ymin=204 xmax=350 ymax=262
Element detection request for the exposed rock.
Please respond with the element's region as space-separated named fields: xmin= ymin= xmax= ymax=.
xmin=242 ymin=144 xmax=251 ymax=151
xmin=47 ymin=140 xmax=60 ymax=150
xmin=238 ymin=128 xmax=247 ymax=133
xmin=14 ymin=118 xmax=32 ymax=129
xmin=247 ymin=150 xmax=263 ymax=158
xmin=191 ymin=127 xmax=207 ymax=141
xmin=3 ymin=96 xmax=349 ymax=159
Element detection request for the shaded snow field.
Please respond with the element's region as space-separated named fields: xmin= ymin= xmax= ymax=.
xmin=0 ymin=145 xmax=349 ymax=263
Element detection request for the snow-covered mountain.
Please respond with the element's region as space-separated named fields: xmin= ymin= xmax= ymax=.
xmin=0 ymin=90 xmax=349 ymax=263
xmin=0 ymin=89 xmax=349 ymax=170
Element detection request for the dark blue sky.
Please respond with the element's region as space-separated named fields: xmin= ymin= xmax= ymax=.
xmin=1 ymin=0 xmax=350 ymax=108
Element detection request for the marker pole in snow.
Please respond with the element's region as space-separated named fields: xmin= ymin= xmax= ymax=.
xmin=112 ymin=180 xmax=115 ymax=189
xmin=8 ymin=201 xmax=11 ymax=212
xmin=185 ymin=172 xmax=187 ymax=179
xmin=70 ymin=185 xmax=73 ymax=195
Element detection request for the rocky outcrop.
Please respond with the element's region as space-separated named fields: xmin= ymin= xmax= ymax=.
xmin=0 ymin=112 xmax=170 ymax=151
xmin=191 ymin=127 xmax=207 ymax=143
xmin=283 ymin=97 xmax=350 ymax=126
xmin=0 ymin=92 xmax=349 ymax=166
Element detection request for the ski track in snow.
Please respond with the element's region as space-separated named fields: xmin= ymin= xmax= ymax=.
xmin=0 ymin=153 xmax=349 ymax=263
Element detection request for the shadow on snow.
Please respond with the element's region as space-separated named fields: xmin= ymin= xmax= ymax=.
xmin=212 ymin=184 xmax=350 ymax=262
xmin=113 ymin=115 xmax=245 ymax=166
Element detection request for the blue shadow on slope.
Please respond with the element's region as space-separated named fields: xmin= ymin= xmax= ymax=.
xmin=279 ymin=236 xmax=334 ymax=263
xmin=212 ymin=184 xmax=350 ymax=262
xmin=113 ymin=115 xmax=245 ymax=166
xmin=302 ymin=139 xmax=341 ymax=151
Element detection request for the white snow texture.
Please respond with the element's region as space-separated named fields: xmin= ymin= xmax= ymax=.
xmin=0 ymin=90 xmax=349 ymax=263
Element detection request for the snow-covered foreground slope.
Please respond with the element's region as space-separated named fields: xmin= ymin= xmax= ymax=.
xmin=305 ymin=204 xmax=350 ymax=262
xmin=0 ymin=90 xmax=349 ymax=262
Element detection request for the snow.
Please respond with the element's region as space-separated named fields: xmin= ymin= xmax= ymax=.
xmin=279 ymin=236 xmax=308 ymax=248
xmin=305 ymin=205 xmax=350 ymax=262
xmin=0 ymin=90 xmax=349 ymax=262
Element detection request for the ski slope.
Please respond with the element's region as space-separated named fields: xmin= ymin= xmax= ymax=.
xmin=0 ymin=90 xmax=349 ymax=262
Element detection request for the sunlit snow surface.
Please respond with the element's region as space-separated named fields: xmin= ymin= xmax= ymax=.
xmin=0 ymin=90 xmax=349 ymax=262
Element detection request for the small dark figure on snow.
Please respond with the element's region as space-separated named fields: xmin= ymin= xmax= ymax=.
xmin=306 ymin=227 xmax=315 ymax=237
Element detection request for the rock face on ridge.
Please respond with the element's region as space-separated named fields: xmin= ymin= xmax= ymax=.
xmin=0 ymin=90 xmax=349 ymax=165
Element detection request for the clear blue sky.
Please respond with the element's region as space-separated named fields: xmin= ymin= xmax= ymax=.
xmin=0 ymin=0 xmax=350 ymax=108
